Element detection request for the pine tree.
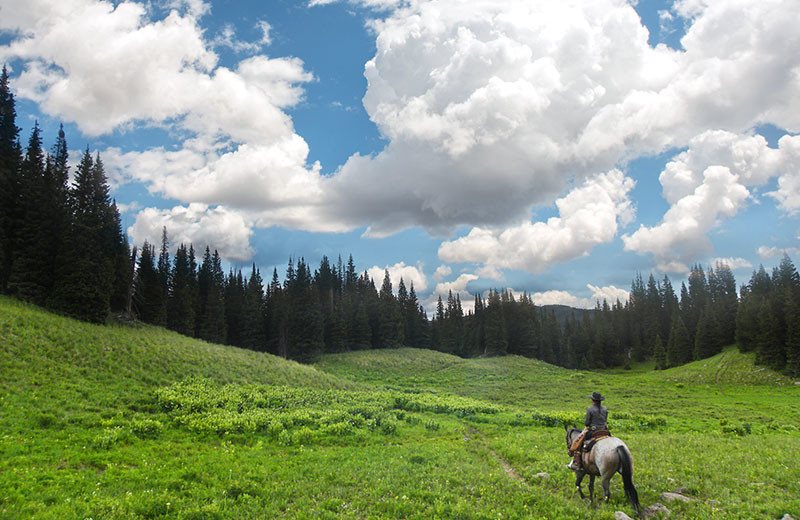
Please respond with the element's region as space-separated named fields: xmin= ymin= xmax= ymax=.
xmin=241 ymin=265 xmax=267 ymax=350
xmin=109 ymin=202 xmax=133 ymax=313
xmin=0 ymin=66 xmax=22 ymax=293
xmin=667 ymin=314 xmax=692 ymax=367
xmin=7 ymin=123 xmax=49 ymax=303
xmin=167 ymin=244 xmax=197 ymax=335
xmin=265 ymin=267 xmax=288 ymax=356
xmin=155 ymin=227 xmax=170 ymax=327
xmin=786 ymin=295 xmax=800 ymax=376
xmin=133 ymin=241 xmax=165 ymax=324
xmin=377 ymin=269 xmax=402 ymax=348
xmin=50 ymin=150 xmax=117 ymax=323
xmin=756 ymin=298 xmax=782 ymax=369
xmin=653 ymin=335 xmax=666 ymax=370
xmin=196 ymin=248 xmax=226 ymax=344
xmin=225 ymin=270 xmax=245 ymax=347
xmin=694 ymin=305 xmax=719 ymax=360
xmin=484 ymin=290 xmax=507 ymax=356
xmin=287 ymin=258 xmax=324 ymax=361
xmin=709 ymin=262 xmax=738 ymax=347
xmin=351 ymin=301 xmax=372 ymax=350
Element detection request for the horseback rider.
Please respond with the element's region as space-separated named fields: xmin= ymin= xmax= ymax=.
xmin=567 ymin=391 xmax=609 ymax=471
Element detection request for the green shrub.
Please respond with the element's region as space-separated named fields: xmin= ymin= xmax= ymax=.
xmin=35 ymin=412 xmax=58 ymax=429
xmin=131 ymin=418 xmax=163 ymax=439
xmin=92 ymin=426 xmax=125 ymax=449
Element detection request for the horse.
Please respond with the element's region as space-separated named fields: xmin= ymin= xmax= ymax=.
xmin=564 ymin=426 xmax=641 ymax=517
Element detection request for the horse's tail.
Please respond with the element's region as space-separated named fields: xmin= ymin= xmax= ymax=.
xmin=616 ymin=445 xmax=641 ymax=517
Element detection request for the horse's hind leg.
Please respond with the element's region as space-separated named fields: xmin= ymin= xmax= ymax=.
xmin=588 ymin=475 xmax=596 ymax=503
xmin=601 ymin=474 xmax=612 ymax=502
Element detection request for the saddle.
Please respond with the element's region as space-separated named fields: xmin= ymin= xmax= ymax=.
xmin=572 ymin=429 xmax=613 ymax=475
xmin=569 ymin=428 xmax=612 ymax=455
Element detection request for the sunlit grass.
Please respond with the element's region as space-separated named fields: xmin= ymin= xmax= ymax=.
xmin=2 ymin=295 xmax=799 ymax=519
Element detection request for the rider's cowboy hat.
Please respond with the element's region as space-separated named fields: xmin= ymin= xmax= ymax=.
xmin=588 ymin=391 xmax=605 ymax=401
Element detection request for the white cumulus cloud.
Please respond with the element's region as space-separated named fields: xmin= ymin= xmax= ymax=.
xmin=438 ymin=170 xmax=635 ymax=273
xmin=128 ymin=203 xmax=255 ymax=261
xmin=710 ymin=257 xmax=753 ymax=271
xmin=757 ymin=246 xmax=800 ymax=261
xmin=625 ymin=131 xmax=800 ymax=271
xmin=366 ymin=262 xmax=428 ymax=292
xmin=623 ymin=165 xmax=750 ymax=273
xmin=433 ymin=265 xmax=452 ymax=282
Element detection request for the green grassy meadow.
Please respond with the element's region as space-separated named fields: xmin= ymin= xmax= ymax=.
xmin=2 ymin=295 xmax=799 ymax=519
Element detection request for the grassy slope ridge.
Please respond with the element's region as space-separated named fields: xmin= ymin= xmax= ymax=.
xmin=0 ymin=295 xmax=349 ymax=399
xmin=2 ymin=296 xmax=799 ymax=519
xmin=317 ymin=346 xmax=799 ymax=431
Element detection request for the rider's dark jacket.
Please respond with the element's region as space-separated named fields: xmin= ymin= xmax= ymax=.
xmin=585 ymin=404 xmax=608 ymax=430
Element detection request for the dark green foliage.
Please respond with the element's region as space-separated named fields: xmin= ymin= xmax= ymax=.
xmin=49 ymin=150 xmax=118 ymax=323
xmin=0 ymin=66 xmax=21 ymax=293
xmin=709 ymin=262 xmax=738 ymax=347
xmin=240 ymin=265 xmax=266 ymax=351
xmin=134 ymin=242 xmax=166 ymax=324
xmin=377 ymin=269 xmax=403 ymax=348
xmin=196 ymin=248 xmax=227 ymax=344
xmin=167 ymin=244 xmax=197 ymax=336
xmin=7 ymin=123 xmax=49 ymax=303
xmin=653 ymin=335 xmax=666 ymax=370
xmin=286 ymin=258 xmax=324 ymax=362
xmin=668 ymin=314 xmax=692 ymax=367
xmin=483 ymin=290 xmax=507 ymax=356
xmin=694 ymin=305 xmax=720 ymax=360
xmin=736 ymin=257 xmax=799 ymax=373
xmin=786 ymin=296 xmax=800 ymax=376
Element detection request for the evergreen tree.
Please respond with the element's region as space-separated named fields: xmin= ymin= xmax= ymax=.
xmin=50 ymin=150 xmax=117 ymax=323
xmin=241 ymin=265 xmax=267 ymax=350
xmin=225 ymin=270 xmax=245 ymax=347
xmin=377 ymin=269 xmax=402 ymax=348
xmin=155 ymin=227 xmax=171 ymax=326
xmin=133 ymin=241 xmax=165 ymax=324
xmin=167 ymin=244 xmax=197 ymax=336
xmin=351 ymin=301 xmax=372 ymax=350
xmin=484 ymin=290 xmax=507 ymax=356
xmin=109 ymin=202 xmax=133 ymax=313
xmin=756 ymin=298 xmax=782 ymax=369
xmin=694 ymin=304 xmax=719 ymax=359
xmin=786 ymin=294 xmax=800 ymax=376
xmin=709 ymin=262 xmax=738 ymax=347
xmin=667 ymin=314 xmax=692 ymax=367
xmin=287 ymin=258 xmax=324 ymax=361
xmin=265 ymin=267 xmax=288 ymax=357
xmin=7 ymin=123 xmax=49 ymax=303
xmin=653 ymin=334 xmax=666 ymax=370
xmin=196 ymin=247 xmax=226 ymax=344
xmin=0 ymin=66 xmax=22 ymax=293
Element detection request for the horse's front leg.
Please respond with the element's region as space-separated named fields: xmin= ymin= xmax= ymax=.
xmin=574 ymin=472 xmax=586 ymax=500
xmin=588 ymin=474 xmax=596 ymax=503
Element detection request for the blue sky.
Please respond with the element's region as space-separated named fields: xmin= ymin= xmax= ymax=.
xmin=2 ymin=0 xmax=799 ymax=312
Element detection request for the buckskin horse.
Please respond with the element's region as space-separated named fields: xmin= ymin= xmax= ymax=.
xmin=564 ymin=426 xmax=641 ymax=517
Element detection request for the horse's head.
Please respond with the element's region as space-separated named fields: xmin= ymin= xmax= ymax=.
xmin=564 ymin=425 xmax=581 ymax=448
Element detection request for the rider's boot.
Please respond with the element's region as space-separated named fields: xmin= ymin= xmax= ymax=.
xmin=567 ymin=451 xmax=582 ymax=471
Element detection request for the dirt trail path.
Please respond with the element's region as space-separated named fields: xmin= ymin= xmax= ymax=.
xmin=465 ymin=427 xmax=528 ymax=485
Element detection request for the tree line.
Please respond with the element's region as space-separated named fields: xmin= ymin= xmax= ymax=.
xmin=1 ymin=67 xmax=798 ymax=375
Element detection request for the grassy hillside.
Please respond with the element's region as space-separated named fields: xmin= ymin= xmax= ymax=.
xmin=1 ymin=295 xmax=348 ymax=398
xmin=2 ymin=297 xmax=799 ymax=519
xmin=317 ymin=346 xmax=799 ymax=431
